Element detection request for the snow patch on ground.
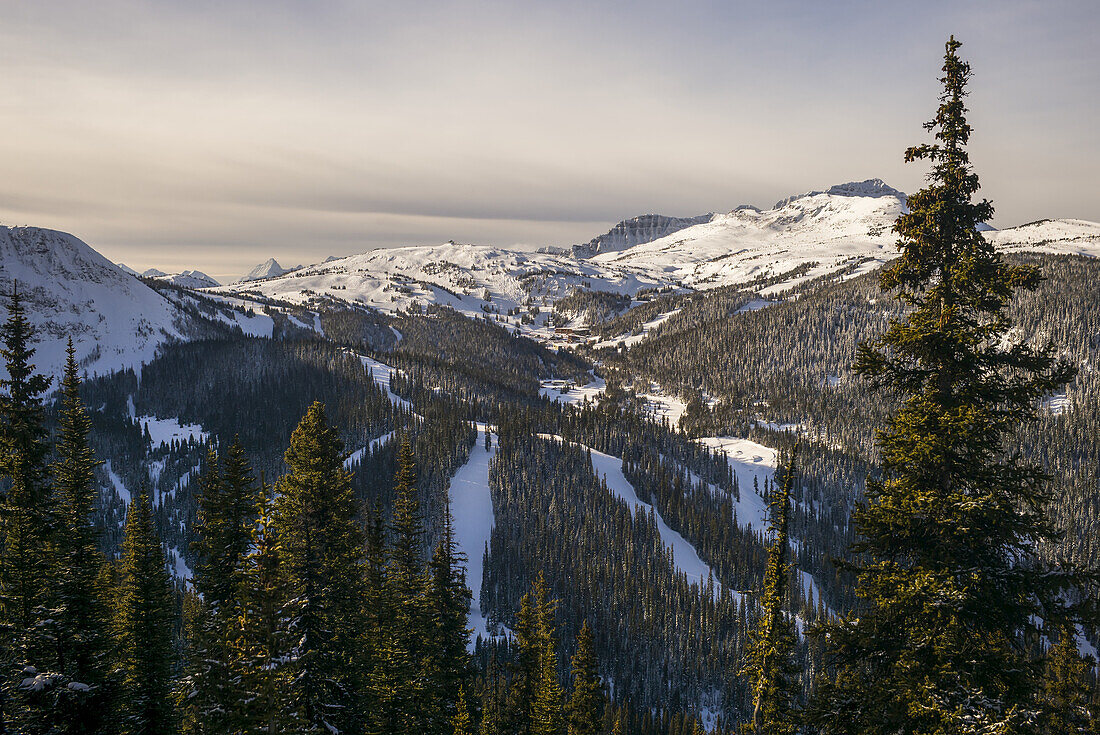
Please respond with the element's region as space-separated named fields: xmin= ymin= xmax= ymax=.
xmin=1041 ymin=393 xmax=1070 ymax=415
xmin=539 ymin=376 xmax=606 ymax=405
xmin=637 ymin=385 xmax=688 ymax=428
xmin=167 ymin=546 xmax=193 ymax=582
xmin=695 ymin=436 xmax=776 ymax=532
xmin=136 ymin=415 xmax=208 ymax=448
xmin=104 ymin=460 xmax=131 ymax=505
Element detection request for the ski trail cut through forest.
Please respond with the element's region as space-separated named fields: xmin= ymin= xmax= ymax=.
xmin=539 ymin=434 xmax=731 ymax=599
xmin=344 ymin=431 xmax=396 ymax=469
xmin=449 ymin=423 xmax=498 ymax=649
xmin=351 ymin=352 xmax=415 ymax=412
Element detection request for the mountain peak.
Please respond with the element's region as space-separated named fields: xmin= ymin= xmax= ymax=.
xmin=773 ymin=179 xmax=904 ymax=209
xmin=240 ymin=257 xmax=295 ymax=283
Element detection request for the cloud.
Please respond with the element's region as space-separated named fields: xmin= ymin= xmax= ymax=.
xmin=0 ymin=0 xmax=1096 ymax=278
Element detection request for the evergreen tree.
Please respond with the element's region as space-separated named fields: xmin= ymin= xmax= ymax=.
xmin=181 ymin=439 xmax=259 ymax=734
xmin=370 ymin=433 xmax=427 ymax=735
xmin=51 ymin=339 xmax=112 ymax=734
xmin=273 ymin=402 xmax=367 ymax=734
xmin=812 ymin=37 xmax=1093 ymax=734
xmin=452 ymin=685 xmax=474 ymax=735
xmin=506 ymin=588 xmax=540 ymax=735
xmin=1041 ymin=626 xmax=1095 ymax=734
xmin=530 ymin=574 xmax=563 ymax=735
xmin=0 ymin=284 xmax=55 ymax=731
xmin=566 ymin=621 xmax=603 ymax=735
xmin=424 ymin=498 xmax=472 ymax=732
xmin=117 ymin=484 xmax=176 ymax=735
xmin=237 ymin=480 xmax=297 ymax=735
xmin=741 ymin=448 xmax=800 ymax=735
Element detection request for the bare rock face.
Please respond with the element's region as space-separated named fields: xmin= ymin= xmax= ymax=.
xmin=573 ymin=213 xmax=714 ymax=258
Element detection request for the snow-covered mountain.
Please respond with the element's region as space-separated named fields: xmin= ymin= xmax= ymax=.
xmin=222 ymin=242 xmax=670 ymax=334
xmin=239 ymin=258 xmax=300 ymax=283
xmin=573 ymin=213 xmax=714 ymax=258
xmin=0 ymin=226 xmax=187 ymax=380
xmin=584 ymin=180 xmax=1100 ymax=296
xmin=987 ymin=218 xmax=1100 ymax=255
xmin=589 ymin=179 xmax=909 ymax=294
xmin=218 ymin=179 xmax=1100 ymax=339
xmin=151 ymin=270 xmax=220 ymax=289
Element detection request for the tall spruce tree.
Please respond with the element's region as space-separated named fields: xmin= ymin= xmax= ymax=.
xmin=117 ymin=484 xmax=176 ymax=735
xmin=370 ymin=433 xmax=427 ymax=735
xmin=182 ymin=439 xmax=259 ymax=734
xmin=741 ymin=448 xmax=800 ymax=735
xmin=237 ymin=480 xmax=297 ymax=735
xmin=566 ymin=621 xmax=603 ymax=735
xmin=51 ymin=339 xmax=112 ymax=734
xmin=506 ymin=585 xmax=541 ymax=735
xmin=812 ymin=37 xmax=1093 ymax=734
xmin=272 ymin=402 xmax=367 ymax=734
xmin=530 ymin=574 xmax=563 ymax=735
xmin=0 ymin=284 xmax=55 ymax=733
xmin=424 ymin=497 xmax=472 ymax=733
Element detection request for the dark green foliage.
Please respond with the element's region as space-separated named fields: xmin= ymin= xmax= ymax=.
xmin=812 ymin=37 xmax=1094 ymax=734
xmin=0 ymin=284 xmax=56 ymax=732
xmin=741 ymin=449 xmax=800 ymax=734
xmin=370 ymin=433 xmax=427 ymax=735
xmin=181 ymin=439 xmax=259 ymax=734
xmin=567 ymin=621 xmax=604 ymax=735
xmin=1041 ymin=627 xmax=1096 ymax=733
xmin=51 ymin=340 xmax=112 ymax=733
xmin=272 ymin=401 xmax=367 ymax=734
xmin=424 ymin=502 xmax=473 ymax=732
xmin=236 ymin=482 xmax=298 ymax=734
xmin=117 ymin=484 xmax=176 ymax=735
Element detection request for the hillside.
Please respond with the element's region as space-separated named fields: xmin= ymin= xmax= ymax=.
xmin=0 ymin=226 xmax=187 ymax=380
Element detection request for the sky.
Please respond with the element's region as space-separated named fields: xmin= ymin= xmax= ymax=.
xmin=0 ymin=1 xmax=1097 ymax=282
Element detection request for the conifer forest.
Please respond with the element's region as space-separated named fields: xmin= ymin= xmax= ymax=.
xmin=1 ymin=36 xmax=1098 ymax=735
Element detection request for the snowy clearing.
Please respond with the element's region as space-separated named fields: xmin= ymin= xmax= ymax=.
xmin=539 ymin=376 xmax=607 ymax=405
xmin=136 ymin=415 xmax=208 ymax=448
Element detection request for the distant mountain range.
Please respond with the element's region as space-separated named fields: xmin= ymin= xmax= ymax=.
xmin=4 ymin=179 xmax=1099 ymax=378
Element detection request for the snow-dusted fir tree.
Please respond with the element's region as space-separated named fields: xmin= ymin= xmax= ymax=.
xmin=812 ymin=37 xmax=1095 ymax=734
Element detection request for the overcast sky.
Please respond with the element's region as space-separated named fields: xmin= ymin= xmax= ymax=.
xmin=0 ymin=1 xmax=1096 ymax=282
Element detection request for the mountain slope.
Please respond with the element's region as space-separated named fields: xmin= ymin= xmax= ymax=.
xmin=987 ymin=218 xmax=1100 ymax=255
xmin=0 ymin=226 xmax=186 ymax=380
